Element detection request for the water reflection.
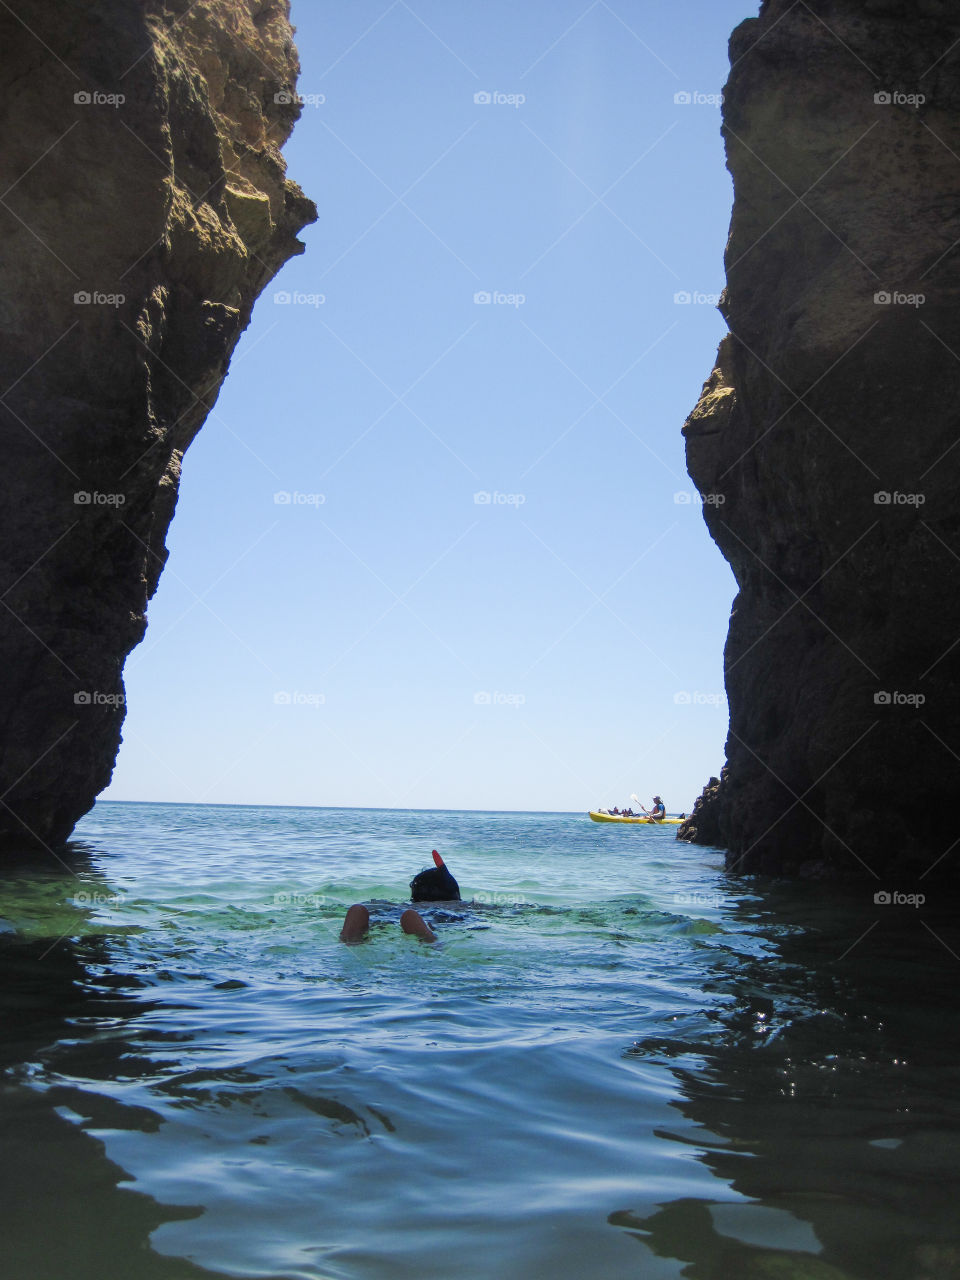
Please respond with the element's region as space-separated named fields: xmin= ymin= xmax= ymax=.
xmin=3 ymin=830 xmax=960 ymax=1280
xmin=0 ymin=846 xmax=236 ymax=1280
xmin=612 ymin=880 xmax=960 ymax=1280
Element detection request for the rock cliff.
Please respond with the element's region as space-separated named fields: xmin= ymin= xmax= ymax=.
xmin=0 ymin=1 xmax=315 ymax=849
xmin=680 ymin=0 xmax=960 ymax=878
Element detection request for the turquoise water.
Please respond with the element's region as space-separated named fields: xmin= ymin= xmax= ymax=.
xmin=1 ymin=802 xmax=958 ymax=1279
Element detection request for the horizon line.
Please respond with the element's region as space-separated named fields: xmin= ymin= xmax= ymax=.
xmin=95 ymin=799 xmax=589 ymax=816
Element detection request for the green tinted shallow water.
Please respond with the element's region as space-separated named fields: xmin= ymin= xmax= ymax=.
xmin=0 ymin=803 xmax=958 ymax=1280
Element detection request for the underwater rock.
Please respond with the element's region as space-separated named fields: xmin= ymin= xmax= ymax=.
xmin=0 ymin=2 xmax=316 ymax=849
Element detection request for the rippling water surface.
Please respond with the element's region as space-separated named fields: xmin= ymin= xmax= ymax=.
xmin=1 ymin=802 xmax=958 ymax=1280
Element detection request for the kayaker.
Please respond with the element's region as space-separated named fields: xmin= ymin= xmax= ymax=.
xmin=641 ymin=796 xmax=666 ymax=822
xmin=339 ymin=850 xmax=462 ymax=944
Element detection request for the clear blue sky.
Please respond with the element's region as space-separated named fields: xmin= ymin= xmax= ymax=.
xmin=105 ymin=0 xmax=754 ymax=813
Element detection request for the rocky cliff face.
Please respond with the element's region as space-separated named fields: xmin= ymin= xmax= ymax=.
xmin=680 ymin=0 xmax=960 ymax=878
xmin=0 ymin=1 xmax=315 ymax=849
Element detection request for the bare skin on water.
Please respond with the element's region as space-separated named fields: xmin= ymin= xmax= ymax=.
xmin=339 ymin=903 xmax=437 ymax=945
xmin=339 ymin=850 xmax=457 ymax=945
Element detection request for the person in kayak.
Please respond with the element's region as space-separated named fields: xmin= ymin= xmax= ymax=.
xmin=339 ymin=850 xmax=461 ymax=944
xmin=641 ymin=796 xmax=666 ymax=822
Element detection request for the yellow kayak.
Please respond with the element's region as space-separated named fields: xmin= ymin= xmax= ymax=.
xmin=589 ymin=810 xmax=683 ymax=825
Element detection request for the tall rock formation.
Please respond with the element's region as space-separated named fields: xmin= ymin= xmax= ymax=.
xmin=680 ymin=0 xmax=960 ymax=878
xmin=0 ymin=1 xmax=316 ymax=849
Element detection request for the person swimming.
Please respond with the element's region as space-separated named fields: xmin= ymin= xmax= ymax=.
xmin=410 ymin=852 xmax=460 ymax=904
xmin=339 ymin=850 xmax=461 ymax=944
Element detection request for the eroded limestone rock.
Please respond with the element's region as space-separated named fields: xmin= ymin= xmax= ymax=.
xmin=0 ymin=1 xmax=316 ymax=848
xmin=682 ymin=1 xmax=960 ymax=878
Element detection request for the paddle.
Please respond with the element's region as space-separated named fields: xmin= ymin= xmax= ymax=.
xmin=631 ymin=792 xmax=656 ymax=822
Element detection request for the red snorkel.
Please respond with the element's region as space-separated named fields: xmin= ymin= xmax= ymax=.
xmin=409 ymin=849 xmax=460 ymax=903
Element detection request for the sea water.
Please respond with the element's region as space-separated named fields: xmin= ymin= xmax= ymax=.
xmin=0 ymin=801 xmax=957 ymax=1280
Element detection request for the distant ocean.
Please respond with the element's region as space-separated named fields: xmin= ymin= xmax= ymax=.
xmin=0 ymin=801 xmax=957 ymax=1279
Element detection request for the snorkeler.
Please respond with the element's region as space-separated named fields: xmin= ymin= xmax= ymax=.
xmin=339 ymin=850 xmax=461 ymax=945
